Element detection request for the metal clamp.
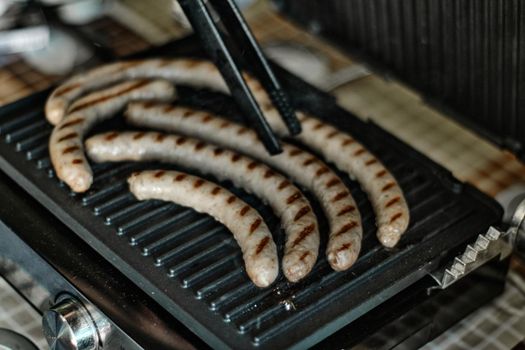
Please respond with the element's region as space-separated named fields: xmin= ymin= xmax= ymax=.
xmin=430 ymin=197 xmax=525 ymax=289
xmin=430 ymin=226 xmax=512 ymax=289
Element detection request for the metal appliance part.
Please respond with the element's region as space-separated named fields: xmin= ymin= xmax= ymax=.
xmin=510 ymin=198 xmax=525 ymax=253
xmin=42 ymin=294 xmax=108 ymax=350
xmin=431 ymin=227 xmax=512 ymax=289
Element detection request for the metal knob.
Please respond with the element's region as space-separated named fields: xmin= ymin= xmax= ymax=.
xmin=42 ymin=297 xmax=99 ymax=350
xmin=510 ymin=196 xmax=525 ymax=255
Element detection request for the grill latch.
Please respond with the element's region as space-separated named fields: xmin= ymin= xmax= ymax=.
xmin=430 ymin=197 xmax=525 ymax=289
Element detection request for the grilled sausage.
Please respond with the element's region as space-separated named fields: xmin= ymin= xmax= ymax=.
xmin=128 ymin=170 xmax=278 ymax=287
xmin=257 ymin=109 xmax=410 ymax=248
xmin=49 ymin=80 xmax=175 ymax=192
xmin=125 ymin=103 xmax=362 ymax=272
xmin=46 ymin=57 xmax=407 ymax=247
xmin=46 ymin=59 xmax=228 ymax=125
xmin=86 ymin=131 xmax=319 ymax=282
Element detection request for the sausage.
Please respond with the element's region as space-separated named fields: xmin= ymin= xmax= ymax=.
xmin=46 ymin=57 xmax=404 ymax=246
xmin=86 ymin=131 xmax=319 ymax=283
xmin=49 ymin=80 xmax=175 ymax=192
xmin=128 ymin=170 xmax=278 ymax=287
xmin=46 ymin=59 xmax=228 ymax=125
xmin=256 ymin=109 xmax=410 ymax=248
xmin=125 ymin=103 xmax=362 ymax=272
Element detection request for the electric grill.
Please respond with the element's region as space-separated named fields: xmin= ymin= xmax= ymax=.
xmin=0 ymin=7 xmax=523 ymax=350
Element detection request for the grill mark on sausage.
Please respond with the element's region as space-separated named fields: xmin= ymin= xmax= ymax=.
xmin=390 ymin=212 xmax=403 ymax=223
xmin=249 ymin=218 xmax=262 ymax=234
xmin=289 ymin=149 xmax=303 ymax=157
xmin=255 ymin=236 xmax=270 ymax=255
xmin=278 ymin=180 xmax=291 ymax=190
xmin=264 ymin=169 xmax=275 ymax=178
xmin=201 ymin=114 xmax=213 ymax=123
xmin=303 ymin=158 xmax=316 ymax=166
xmin=337 ymin=205 xmax=356 ymax=216
xmin=219 ymin=121 xmax=231 ymax=128
xmin=182 ymin=110 xmax=193 ymax=118
xmin=247 ymin=161 xmax=258 ymax=170
xmin=104 ymin=132 xmax=119 ymax=141
xmin=365 ymin=158 xmax=378 ymax=166
xmin=382 ymin=182 xmax=396 ymax=192
xmin=237 ymin=127 xmax=248 ymax=135
xmin=58 ymin=132 xmax=79 ymax=142
xmin=211 ymin=186 xmax=221 ymax=195
xmin=335 ymin=222 xmax=358 ymax=237
xmin=326 ymin=130 xmax=338 ymax=138
xmin=154 ymin=170 xmax=165 ymax=178
xmin=333 ymin=191 xmax=349 ymax=202
xmin=195 ymin=141 xmax=206 ymax=151
xmin=240 ymin=205 xmax=250 ymax=216
xmin=385 ymin=197 xmax=401 ymax=208
xmin=231 ymin=154 xmax=241 ymax=162
xmin=69 ymin=80 xmax=151 ymax=113
xmin=316 ymin=167 xmax=329 ymax=176
xmin=194 ymin=179 xmax=205 ymax=188
xmin=287 ymin=192 xmax=301 ymax=204
xmin=141 ymin=101 xmax=156 ymax=109
xmin=227 ymin=195 xmax=236 ymax=204
xmin=62 ymin=146 xmax=80 ymax=154
xmin=174 ymin=174 xmax=186 ymax=181
xmin=299 ymin=252 xmax=310 ymax=261
xmin=71 ymin=159 xmax=83 ymax=164
xmin=176 ymin=137 xmax=187 ymax=145
xmin=292 ymin=224 xmax=316 ymax=247
xmin=376 ymin=169 xmax=387 ymax=178
xmin=133 ymin=132 xmax=146 ymax=140
xmin=54 ymin=83 xmax=81 ymax=97
xmin=162 ymin=105 xmax=175 ymax=113
xmin=336 ymin=243 xmax=352 ymax=253
xmin=213 ymin=148 xmax=224 ymax=156
xmin=341 ymin=138 xmax=354 ymax=146
xmin=353 ymin=148 xmax=366 ymax=156
xmin=294 ymin=206 xmax=311 ymax=221
xmin=155 ymin=133 xmax=167 ymax=142
xmin=326 ymin=178 xmax=341 ymax=188
xmin=59 ymin=118 xmax=84 ymax=129
xmin=184 ymin=60 xmax=201 ymax=68
xmin=313 ymin=122 xmax=324 ymax=130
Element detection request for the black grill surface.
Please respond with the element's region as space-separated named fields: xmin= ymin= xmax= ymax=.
xmin=0 ymin=41 xmax=502 ymax=349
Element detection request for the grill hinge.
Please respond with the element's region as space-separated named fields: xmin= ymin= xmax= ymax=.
xmin=430 ymin=197 xmax=525 ymax=289
xmin=429 ymin=226 xmax=512 ymax=289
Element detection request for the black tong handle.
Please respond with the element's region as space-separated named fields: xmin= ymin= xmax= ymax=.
xmin=211 ymin=0 xmax=301 ymax=136
xmin=178 ymin=0 xmax=300 ymax=155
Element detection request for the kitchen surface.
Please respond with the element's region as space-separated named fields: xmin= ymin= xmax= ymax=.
xmin=0 ymin=1 xmax=524 ymax=349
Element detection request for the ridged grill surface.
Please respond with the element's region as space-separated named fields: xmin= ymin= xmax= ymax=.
xmin=279 ymin=0 xmax=525 ymax=159
xmin=0 ymin=64 xmax=502 ymax=349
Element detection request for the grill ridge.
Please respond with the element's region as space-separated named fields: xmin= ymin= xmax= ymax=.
xmin=117 ymin=203 xmax=173 ymax=235
xmin=146 ymin=222 xmax=221 ymax=258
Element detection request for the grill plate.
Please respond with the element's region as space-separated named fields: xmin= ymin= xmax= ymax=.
xmin=0 ymin=40 xmax=502 ymax=349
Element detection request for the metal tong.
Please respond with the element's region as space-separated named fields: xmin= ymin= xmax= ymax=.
xmin=177 ymin=0 xmax=301 ymax=155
